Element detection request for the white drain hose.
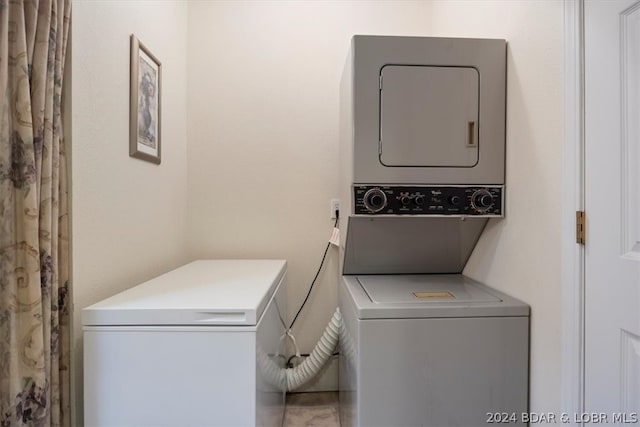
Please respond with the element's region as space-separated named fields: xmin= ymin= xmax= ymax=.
xmin=285 ymin=307 xmax=342 ymax=391
xmin=256 ymin=307 xmax=342 ymax=392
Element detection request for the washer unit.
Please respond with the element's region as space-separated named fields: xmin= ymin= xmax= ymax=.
xmin=339 ymin=275 xmax=529 ymax=427
xmin=83 ymin=260 xmax=287 ymax=427
xmin=339 ymin=36 xmax=529 ymax=427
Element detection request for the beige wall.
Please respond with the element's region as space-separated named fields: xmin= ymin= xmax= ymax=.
xmin=429 ymin=0 xmax=565 ymax=415
xmin=70 ymin=1 xmax=189 ymax=423
xmin=186 ymin=1 xmax=431 ymax=352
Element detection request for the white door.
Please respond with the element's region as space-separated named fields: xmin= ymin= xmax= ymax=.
xmin=585 ymin=0 xmax=640 ymax=420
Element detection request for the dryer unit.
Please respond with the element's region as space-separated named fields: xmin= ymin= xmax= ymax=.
xmin=339 ymin=35 xmax=507 ymax=274
xmin=343 ymin=35 xmax=506 ymax=186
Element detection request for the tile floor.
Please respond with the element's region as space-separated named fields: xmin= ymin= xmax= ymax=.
xmin=284 ymin=392 xmax=340 ymax=427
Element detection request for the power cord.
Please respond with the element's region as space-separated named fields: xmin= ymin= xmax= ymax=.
xmin=288 ymin=211 xmax=339 ymax=330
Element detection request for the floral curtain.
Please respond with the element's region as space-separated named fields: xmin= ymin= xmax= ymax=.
xmin=0 ymin=0 xmax=71 ymax=426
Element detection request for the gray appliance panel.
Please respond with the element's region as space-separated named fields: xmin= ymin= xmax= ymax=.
xmin=350 ymin=35 xmax=506 ymax=184
xmin=380 ymin=65 xmax=479 ymax=167
xmin=341 ymin=275 xmax=530 ymax=319
xmin=342 ymin=216 xmax=488 ymax=275
xmin=357 ymin=274 xmax=500 ymax=304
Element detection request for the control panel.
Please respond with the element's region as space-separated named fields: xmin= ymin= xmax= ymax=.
xmin=353 ymin=185 xmax=503 ymax=216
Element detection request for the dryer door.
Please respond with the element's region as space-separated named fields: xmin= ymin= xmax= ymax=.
xmin=380 ymin=65 xmax=479 ymax=168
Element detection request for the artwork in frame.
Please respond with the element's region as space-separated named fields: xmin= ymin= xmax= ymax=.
xmin=130 ymin=35 xmax=162 ymax=164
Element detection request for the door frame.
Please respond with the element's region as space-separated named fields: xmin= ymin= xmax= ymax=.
xmin=562 ymin=0 xmax=586 ymax=425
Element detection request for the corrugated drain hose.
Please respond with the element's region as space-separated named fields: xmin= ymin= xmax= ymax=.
xmin=285 ymin=307 xmax=341 ymax=391
xmin=256 ymin=307 xmax=342 ymax=392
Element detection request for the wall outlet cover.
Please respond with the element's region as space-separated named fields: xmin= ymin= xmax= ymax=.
xmin=330 ymin=199 xmax=341 ymax=219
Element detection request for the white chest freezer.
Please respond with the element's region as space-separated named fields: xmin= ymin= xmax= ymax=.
xmin=82 ymin=259 xmax=287 ymax=427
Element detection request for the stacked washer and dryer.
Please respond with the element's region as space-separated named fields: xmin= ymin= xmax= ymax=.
xmin=338 ymin=36 xmax=530 ymax=427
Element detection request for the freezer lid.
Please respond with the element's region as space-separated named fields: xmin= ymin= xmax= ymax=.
xmin=82 ymin=260 xmax=286 ymax=326
xmin=356 ymin=274 xmax=500 ymax=304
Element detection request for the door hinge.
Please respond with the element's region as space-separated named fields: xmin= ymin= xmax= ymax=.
xmin=576 ymin=211 xmax=586 ymax=245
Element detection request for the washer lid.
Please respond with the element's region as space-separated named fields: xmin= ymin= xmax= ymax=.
xmin=343 ymin=274 xmax=529 ymax=319
xmin=82 ymin=260 xmax=286 ymax=327
xmin=357 ymin=274 xmax=500 ymax=304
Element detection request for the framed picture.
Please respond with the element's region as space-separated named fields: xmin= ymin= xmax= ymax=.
xmin=130 ymin=35 xmax=162 ymax=164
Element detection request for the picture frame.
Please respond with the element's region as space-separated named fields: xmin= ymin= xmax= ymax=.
xmin=130 ymin=35 xmax=162 ymax=164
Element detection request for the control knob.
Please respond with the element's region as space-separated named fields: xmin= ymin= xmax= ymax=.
xmin=363 ymin=188 xmax=388 ymax=213
xmin=471 ymin=189 xmax=494 ymax=212
xmin=448 ymin=195 xmax=461 ymax=206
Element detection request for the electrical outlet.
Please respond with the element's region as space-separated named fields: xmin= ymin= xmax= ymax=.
xmin=330 ymin=199 xmax=341 ymax=219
